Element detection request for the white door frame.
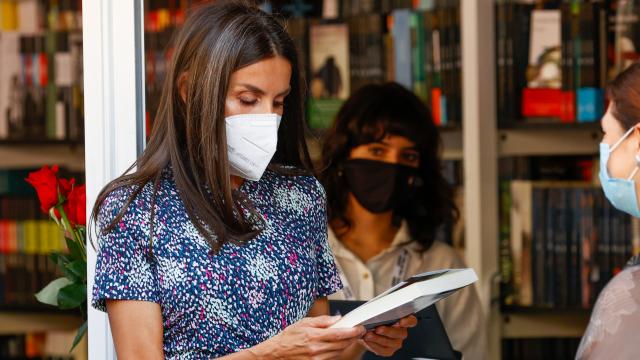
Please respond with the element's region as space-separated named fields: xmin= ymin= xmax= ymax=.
xmin=83 ymin=0 xmax=146 ymax=358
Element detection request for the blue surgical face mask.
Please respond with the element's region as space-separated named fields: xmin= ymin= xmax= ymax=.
xmin=599 ymin=126 xmax=640 ymax=217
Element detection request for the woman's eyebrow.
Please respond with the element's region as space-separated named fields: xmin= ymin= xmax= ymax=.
xmin=378 ymin=140 xmax=417 ymax=150
xmin=237 ymin=84 xmax=291 ymax=97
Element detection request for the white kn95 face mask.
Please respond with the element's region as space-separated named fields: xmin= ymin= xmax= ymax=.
xmin=225 ymin=113 xmax=282 ymax=181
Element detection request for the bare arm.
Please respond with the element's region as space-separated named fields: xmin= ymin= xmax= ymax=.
xmin=107 ymin=298 xmax=365 ymax=360
xmin=106 ymin=300 xmax=164 ymax=360
xmin=307 ymin=296 xmax=331 ymax=317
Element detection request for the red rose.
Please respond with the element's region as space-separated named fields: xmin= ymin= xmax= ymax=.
xmin=26 ymin=165 xmax=61 ymax=214
xmin=58 ymin=177 xmax=76 ymax=198
xmin=65 ymin=185 xmax=86 ymax=226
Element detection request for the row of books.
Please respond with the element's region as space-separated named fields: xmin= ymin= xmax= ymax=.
xmin=0 ymin=253 xmax=63 ymax=307
xmin=0 ymin=25 xmax=84 ymax=141
xmin=0 ymin=220 xmax=66 ymax=255
xmin=0 ymin=197 xmax=49 ymax=221
xmin=143 ymin=1 xmax=462 ymax=133
xmin=503 ymin=181 xmax=639 ymax=309
xmin=501 ymin=337 xmax=581 ymax=360
xmin=294 ymin=3 xmax=461 ymax=129
xmin=496 ymin=0 xmax=638 ymax=125
xmin=0 ymin=333 xmax=73 ymax=360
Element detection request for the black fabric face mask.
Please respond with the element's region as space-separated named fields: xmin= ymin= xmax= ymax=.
xmin=342 ymin=159 xmax=422 ymax=214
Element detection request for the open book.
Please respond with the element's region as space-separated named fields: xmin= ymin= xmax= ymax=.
xmin=329 ymin=268 xmax=478 ymax=330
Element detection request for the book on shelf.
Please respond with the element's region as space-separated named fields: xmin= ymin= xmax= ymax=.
xmin=308 ymin=21 xmax=350 ymax=129
xmin=496 ymin=0 xmax=627 ymax=126
xmin=522 ymin=9 xmax=564 ymax=119
xmin=329 ymin=268 xmax=477 ymax=329
xmin=606 ymin=0 xmax=640 ymax=81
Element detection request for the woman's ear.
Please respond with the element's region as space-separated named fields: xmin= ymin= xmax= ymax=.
xmin=633 ymin=124 xmax=640 ymax=153
xmin=177 ymin=72 xmax=189 ymax=102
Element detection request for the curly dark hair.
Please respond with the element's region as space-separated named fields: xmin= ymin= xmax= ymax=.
xmin=319 ymin=82 xmax=459 ymax=251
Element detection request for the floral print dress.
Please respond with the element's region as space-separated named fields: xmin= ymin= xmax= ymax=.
xmin=92 ymin=167 xmax=342 ymax=359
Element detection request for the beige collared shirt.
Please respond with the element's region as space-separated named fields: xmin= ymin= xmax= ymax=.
xmin=327 ymin=223 xmax=487 ymax=360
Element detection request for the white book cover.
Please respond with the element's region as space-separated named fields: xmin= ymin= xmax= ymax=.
xmin=527 ymin=9 xmax=562 ymax=88
xmin=330 ymin=268 xmax=478 ymax=329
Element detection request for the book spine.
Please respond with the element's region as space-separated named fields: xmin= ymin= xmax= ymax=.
xmin=554 ymin=188 xmax=569 ymax=307
xmin=392 ymin=9 xmax=412 ymax=89
xmin=411 ymin=11 xmax=427 ymax=101
xmin=569 ymin=188 xmax=581 ymax=307
xmin=544 ymin=187 xmax=556 ymax=307
xmin=532 ymin=186 xmax=546 ymax=307
xmin=499 ymin=181 xmax=514 ymax=305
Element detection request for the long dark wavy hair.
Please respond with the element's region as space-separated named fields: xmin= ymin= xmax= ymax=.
xmin=90 ymin=1 xmax=312 ymax=253
xmin=319 ymin=82 xmax=458 ymax=251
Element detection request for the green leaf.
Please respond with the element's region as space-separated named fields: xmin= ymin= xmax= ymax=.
xmin=65 ymin=260 xmax=87 ymax=283
xmin=70 ymin=321 xmax=87 ymax=352
xmin=49 ymin=251 xmax=70 ymax=267
xmin=65 ymin=237 xmax=85 ymax=260
xmin=57 ymin=283 xmax=87 ymax=310
xmin=35 ymin=277 xmax=73 ymax=306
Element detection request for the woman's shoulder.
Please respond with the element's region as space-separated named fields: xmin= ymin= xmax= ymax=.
xmin=262 ymin=168 xmax=326 ymax=200
xmin=577 ymin=265 xmax=640 ymax=359
xmin=587 ymin=265 xmax=640 ymax=330
xmin=598 ymin=265 xmax=640 ymax=302
xmin=97 ymin=175 xmax=164 ymax=229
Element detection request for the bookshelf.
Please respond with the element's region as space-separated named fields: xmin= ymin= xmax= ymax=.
xmin=487 ymin=0 xmax=638 ymax=358
xmin=0 ymin=0 xmax=88 ymax=358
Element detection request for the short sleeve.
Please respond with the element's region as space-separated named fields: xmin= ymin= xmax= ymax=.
xmin=309 ymin=179 xmax=343 ymax=298
xmin=91 ymin=185 xmax=161 ymax=312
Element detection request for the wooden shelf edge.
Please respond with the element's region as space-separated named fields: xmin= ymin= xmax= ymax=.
xmin=498 ymin=126 xmax=601 ymax=157
xmin=501 ymin=311 xmax=591 ymax=339
xmin=0 ymin=145 xmax=85 ymax=172
xmin=0 ymin=311 xmax=84 ymax=335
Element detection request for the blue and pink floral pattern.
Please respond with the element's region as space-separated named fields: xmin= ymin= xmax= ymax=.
xmin=92 ymin=167 xmax=342 ymax=359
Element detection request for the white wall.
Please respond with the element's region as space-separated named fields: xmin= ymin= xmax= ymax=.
xmin=83 ymin=1 xmax=145 ymax=358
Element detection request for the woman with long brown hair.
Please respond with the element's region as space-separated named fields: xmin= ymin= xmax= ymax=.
xmin=576 ymin=63 xmax=640 ymax=359
xmin=90 ymin=2 xmax=415 ymax=359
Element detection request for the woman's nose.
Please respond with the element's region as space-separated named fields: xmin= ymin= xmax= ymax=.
xmin=388 ymin=152 xmax=401 ymax=164
xmin=257 ymin=99 xmax=276 ymax=114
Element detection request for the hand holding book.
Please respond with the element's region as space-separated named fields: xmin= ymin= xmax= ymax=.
xmin=330 ymin=268 xmax=478 ymax=330
xmin=358 ymin=315 xmax=418 ymax=357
